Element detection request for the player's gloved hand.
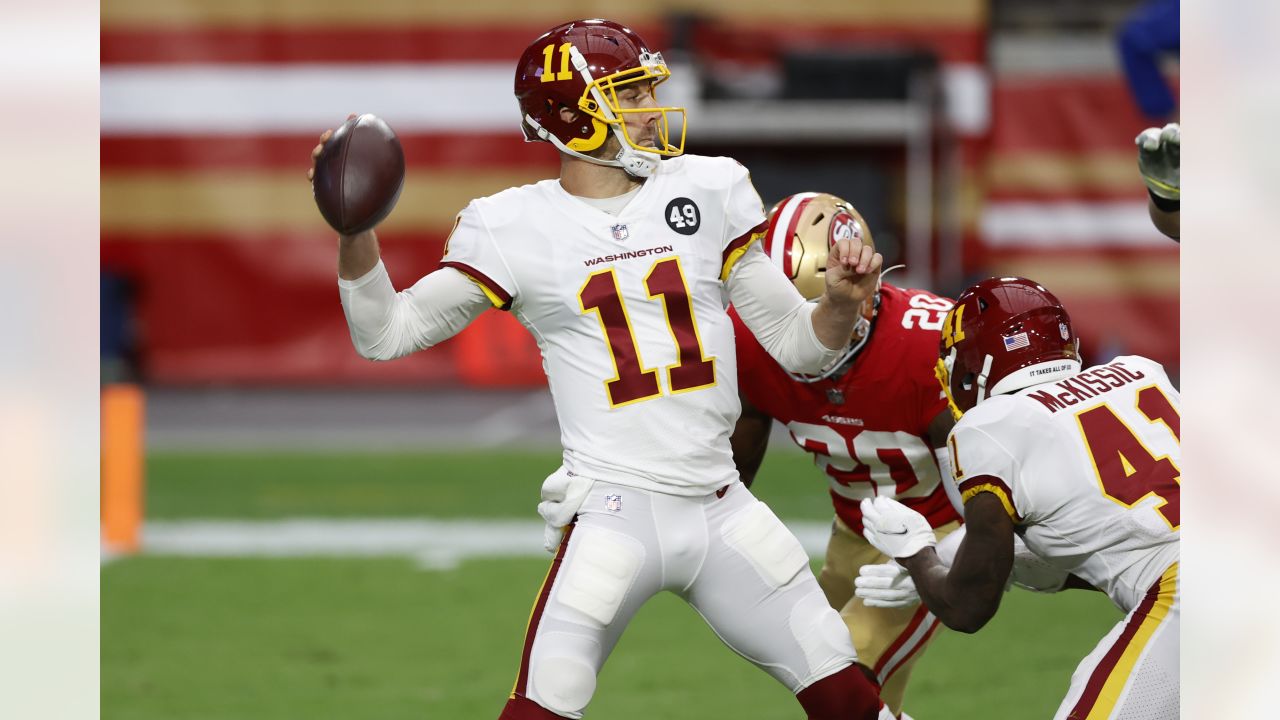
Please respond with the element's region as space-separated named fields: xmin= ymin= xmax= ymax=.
xmin=854 ymin=561 xmax=920 ymax=608
xmin=1136 ymin=123 xmax=1180 ymax=201
xmin=537 ymin=466 xmax=593 ymax=554
xmin=1010 ymin=534 xmax=1069 ymax=593
xmin=859 ymin=497 xmax=936 ymax=560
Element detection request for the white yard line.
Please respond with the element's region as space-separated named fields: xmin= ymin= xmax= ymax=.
xmin=105 ymin=518 xmax=834 ymax=570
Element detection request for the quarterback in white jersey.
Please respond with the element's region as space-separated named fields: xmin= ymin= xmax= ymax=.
xmin=855 ymin=277 xmax=1179 ymax=720
xmin=311 ymin=19 xmax=894 ymax=720
xmin=440 ymin=152 xmax=774 ymax=497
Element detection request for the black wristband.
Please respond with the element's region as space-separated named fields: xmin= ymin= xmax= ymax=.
xmin=1148 ymin=188 xmax=1179 ymax=213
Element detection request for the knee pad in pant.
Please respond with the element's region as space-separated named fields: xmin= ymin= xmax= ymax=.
xmin=529 ymin=655 xmax=597 ymax=718
xmin=551 ymin=527 xmax=644 ymax=627
xmin=722 ymin=501 xmax=809 ymax=588
xmin=791 ymin=589 xmax=859 ymax=682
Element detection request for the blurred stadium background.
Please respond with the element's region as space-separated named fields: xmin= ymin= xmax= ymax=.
xmin=100 ymin=0 xmax=1176 ymax=718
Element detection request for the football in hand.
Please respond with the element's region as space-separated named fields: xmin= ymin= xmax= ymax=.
xmin=312 ymin=114 xmax=406 ymax=235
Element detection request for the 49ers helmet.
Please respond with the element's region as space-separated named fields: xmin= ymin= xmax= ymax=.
xmin=937 ymin=277 xmax=1082 ymax=418
xmin=762 ymin=192 xmax=878 ymax=382
xmin=514 ymin=19 xmax=686 ymax=178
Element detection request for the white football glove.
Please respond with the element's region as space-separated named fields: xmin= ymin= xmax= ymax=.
xmin=933 ymin=524 xmax=1068 ymax=593
xmin=854 ymin=561 xmax=920 ymax=609
xmin=1136 ymin=123 xmax=1180 ymax=200
xmin=859 ymin=497 xmax=937 ymax=560
xmin=537 ymin=466 xmax=593 ymax=554
xmin=1010 ymin=535 xmax=1069 ymax=593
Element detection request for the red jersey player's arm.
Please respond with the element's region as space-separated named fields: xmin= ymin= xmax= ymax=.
xmin=730 ymin=393 xmax=773 ymax=489
xmin=925 ymin=408 xmax=954 ymax=451
xmin=900 ymin=491 xmax=1014 ymax=633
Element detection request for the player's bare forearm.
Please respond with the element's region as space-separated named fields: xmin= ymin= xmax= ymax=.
xmin=810 ymin=294 xmax=864 ymax=351
xmin=926 ymin=409 xmax=955 ymax=451
xmin=1148 ymin=199 xmax=1180 ymax=241
xmin=339 ymin=230 xmax=381 ymax=280
xmin=730 ymin=395 xmax=772 ymax=488
xmin=901 ymin=493 xmax=1013 ymax=633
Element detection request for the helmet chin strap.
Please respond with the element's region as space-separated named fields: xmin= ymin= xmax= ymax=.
xmin=975 ymin=354 xmax=994 ymax=404
xmin=522 ymin=114 xmax=660 ymax=178
xmin=614 ymin=144 xmax=660 ymax=178
xmin=523 ymin=114 xmax=627 ymax=167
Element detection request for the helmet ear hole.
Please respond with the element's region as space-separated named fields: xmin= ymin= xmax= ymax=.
xmin=960 ymin=374 xmax=975 ymax=391
xmin=977 ymin=298 xmax=989 ymax=312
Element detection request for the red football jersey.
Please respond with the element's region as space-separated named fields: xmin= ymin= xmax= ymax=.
xmin=733 ymin=283 xmax=960 ymax=533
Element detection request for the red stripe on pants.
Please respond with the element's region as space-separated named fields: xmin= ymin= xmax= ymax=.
xmin=873 ymin=605 xmax=931 ymax=679
xmin=510 ymin=523 xmax=575 ymax=701
xmin=1066 ymin=578 xmax=1163 ymax=718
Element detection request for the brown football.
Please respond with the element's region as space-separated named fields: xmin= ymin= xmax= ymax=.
xmin=312 ymin=114 xmax=406 ymax=235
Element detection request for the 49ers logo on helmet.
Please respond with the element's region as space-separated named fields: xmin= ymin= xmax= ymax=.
xmin=829 ymin=211 xmax=860 ymax=247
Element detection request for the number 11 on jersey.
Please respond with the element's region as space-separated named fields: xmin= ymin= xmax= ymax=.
xmin=579 ymin=257 xmax=716 ymax=407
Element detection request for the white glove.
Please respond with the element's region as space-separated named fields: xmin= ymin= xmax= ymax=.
xmin=1136 ymin=123 xmax=1180 ymax=200
xmin=854 ymin=561 xmax=920 ymax=608
xmin=859 ymin=497 xmax=937 ymax=560
xmin=1010 ymin=534 xmax=1069 ymax=593
xmin=936 ymin=525 xmax=1066 ymax=592
xmin=537 ymin=466 xmax=593 ymax=554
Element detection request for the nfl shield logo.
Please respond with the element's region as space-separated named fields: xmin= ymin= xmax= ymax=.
xmin=605 ymin=494 xmax=623 ymax=512
xmin=1059 ymin=322 xmax=1070 ymax=340
xmin=611 ymin=224 xmax=629 ymax=241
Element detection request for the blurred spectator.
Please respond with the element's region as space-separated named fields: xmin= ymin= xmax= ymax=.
xmin=101 ymin=271 xmax=138 ymax=383
xmin=1117 ymin=0 xmax=1180 ymax=121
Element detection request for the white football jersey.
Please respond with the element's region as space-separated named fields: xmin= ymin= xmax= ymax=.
xmin=947 ymin=355 xmax=1180 ymax=612
xmin=440 ymin=154 xmax=766 ymax=496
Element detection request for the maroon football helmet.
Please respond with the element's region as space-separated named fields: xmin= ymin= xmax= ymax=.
xmin=936 ymin=277 xmax=1082 ymax=417
xmin=514 ymin=19 xmax=686 ymax=177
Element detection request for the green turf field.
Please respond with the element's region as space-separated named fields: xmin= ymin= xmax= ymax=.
xmin=104 ymin=450 xmax=1122 ymax=719
xmin=143 ymin=449 xmax=837 ymax=520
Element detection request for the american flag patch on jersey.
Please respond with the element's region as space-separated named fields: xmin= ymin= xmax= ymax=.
xmin=605 ymin=494 xmax=623 ymax=512
xmin=1003 ymin=332 xmax=1030 ymax=351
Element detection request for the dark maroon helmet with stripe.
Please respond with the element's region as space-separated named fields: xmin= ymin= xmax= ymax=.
xmin=513 ymin=19 xmax=686 ymax=177
xmin=937 ymin=276 xmax=1082 ymax=417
